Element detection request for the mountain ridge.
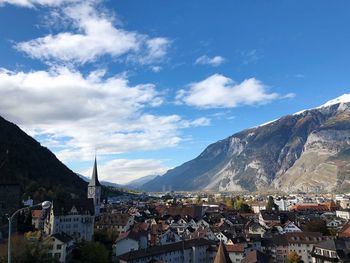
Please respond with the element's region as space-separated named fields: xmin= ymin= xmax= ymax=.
xmin=143 ymin=94 xmax=350 ymax=192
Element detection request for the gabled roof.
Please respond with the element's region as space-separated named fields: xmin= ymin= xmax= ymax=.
xmin=88 ymin=157 xmax=101 ymax=187
xmin=53 ymin=199 xmax=94 ymax=216
xmin=51 ymin=233 xmax=73 ymax=243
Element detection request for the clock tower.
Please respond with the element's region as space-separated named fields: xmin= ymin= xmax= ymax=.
xmin=88 ymin=157 xmax=101 ymax=216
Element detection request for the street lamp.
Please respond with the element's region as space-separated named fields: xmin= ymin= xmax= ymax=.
xmin=7 ymin=201 xmax=52 ymax=263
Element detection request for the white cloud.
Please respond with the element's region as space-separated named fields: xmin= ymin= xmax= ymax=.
xmin=0 ymin=0 xmax=68 ymax=7
xmin=82 ymin=159 xmax=168 ymax=184
xmin=13 ymin=1 xmax=170 ymax=65
xmin=0 ymin=67 xmax=207 ymax=161
xmin=195 ymin=55 xmax=225 ymax=67
xmin=176 ymin=74 xmax=289 ymax=108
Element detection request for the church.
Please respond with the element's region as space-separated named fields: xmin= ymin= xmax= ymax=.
xmin=44 ymin=157 xmax=102 ymax=242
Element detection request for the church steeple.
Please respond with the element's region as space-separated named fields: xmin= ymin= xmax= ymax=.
xmin=88 ymin=156 xmax=101 ymax=216
xmin=88 ymin=157 xmax=101 ymax=187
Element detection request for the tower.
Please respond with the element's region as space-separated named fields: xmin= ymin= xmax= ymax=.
xmin=88 ymin=157 xmax=101 ymax=216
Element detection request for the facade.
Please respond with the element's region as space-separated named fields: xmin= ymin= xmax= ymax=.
xmin=46 ymin=233 xmax=74 ymax=263
xmin=44 ymin=199 xmax=95 ymax=241
xmin=87 ymin=157 xmax=102 ymax=216
xmin=336 ymin=209 xmax=350 ymax=220
xmin=118 ymin=238 xmax=216 ymax=263
xmin=311 ymin=238 xmax=350 ymax=263
xmin=115 ymin=230 xmax=148 ymax=257
xmin=97 ymin=213 xmax=134 ymax=234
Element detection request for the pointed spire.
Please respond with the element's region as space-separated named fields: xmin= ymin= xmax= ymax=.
xmin=88 ymin=156 xmax=101 ymax=187
xmin=214 ymin=241 xmax=232 ymax=263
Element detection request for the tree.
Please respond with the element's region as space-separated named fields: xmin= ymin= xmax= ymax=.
xmin=0 ymin=233 xmax=59 ymax=263
xmin=287 ymin=251 xmax=302 ymax=263
xmin=78 ymin=242 xmax=109 ymax=263
xmin=266 ymin=196 xmax=278 ymax=211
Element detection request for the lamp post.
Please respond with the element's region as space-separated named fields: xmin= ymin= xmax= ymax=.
xmin=7 ymin=201 xmax=51 ymax=263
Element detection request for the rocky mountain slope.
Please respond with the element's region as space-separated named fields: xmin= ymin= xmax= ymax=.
xmin=143 ymin=94 xmax=350 ymax=193
xmin=0 ymin=115 xmax=87 ymax=201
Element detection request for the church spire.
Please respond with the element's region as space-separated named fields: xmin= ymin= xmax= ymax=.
xmin=88 ymin=156 xmax=101 ymax=187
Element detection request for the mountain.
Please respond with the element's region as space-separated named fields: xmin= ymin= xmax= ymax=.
xmin=143 ymin=94 xmax=350 ymax=193
xmin=77 ymin=173 xmax=122 ymax=188
xmin=125 ymin=174 xmax=159 ymax=189
xmin=0 ymin=115 xmax=87 ymax=201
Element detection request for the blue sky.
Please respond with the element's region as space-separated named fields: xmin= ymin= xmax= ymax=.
xmin=0 ymin=0 xmax=349 ymax=184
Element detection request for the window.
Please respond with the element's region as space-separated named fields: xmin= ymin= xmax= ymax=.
xmin=56 ymin=244 xmax=62 ymax=250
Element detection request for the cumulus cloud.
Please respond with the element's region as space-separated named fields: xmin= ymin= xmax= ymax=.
xmin=82 ymin=159 xmax=168 ymax=184
xmin=176 ymin=74 xmax=291 ymax=108
xmin=195 ymin=55 xmax=225 ymax=67
xmin=0 ymin=67 xmax=208 ymax=161
xmin=12 ymin=1 xmax=170 ymax=65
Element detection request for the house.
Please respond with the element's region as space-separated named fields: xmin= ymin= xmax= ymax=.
xmin=286 ymin=232 xmax=331 ymax=263
xmin=44 ymin=199 xmax=95 ymax=242
xmin=96 ymin=213 xmax=134 ymax=234
xmin=290 ymin=202 xmax=337 ymax=212
xmin=282 ymin=221 xmax=302 ymax=233
xmin=336 ymin=209 xmax=350 ymax=220
xmin=158 ymin=229 xmax=182 ymax=245
xmin=311 ymin=237 xmax=350 ymax=262
xmin=242 ymin=250 xmax=270 ymax=263
xmin=115 ymin=230 xmax=148 ymax=256
xmin=338 ymin=222 xmax=350 ymax=238
xmin=226 ymin=243 xmax=246 ymax=262
xmin=118 ymin=238 xmax=216 ymax=263
xmin=46 ymin=233 xmax=74 ymax=263
xmin=32 ymin=209 xmax=45 ymax=231
xmin=259 ymin=211 xmax=281 ymax=228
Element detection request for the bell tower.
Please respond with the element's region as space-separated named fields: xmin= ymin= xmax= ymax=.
xmin=87 ymin=157 xmax=101 ymax=216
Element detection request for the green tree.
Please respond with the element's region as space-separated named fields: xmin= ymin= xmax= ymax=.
xmin=79 ymin=242 xmax=108 ymax=263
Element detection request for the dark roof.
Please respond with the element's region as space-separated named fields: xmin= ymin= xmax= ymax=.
xmin=53 ymin=199 xmax=94 ymax=216
xmin=88 ymin=157 xmax=101 ymax=187
xmin=51 ymin=233 xmax=73 ymax=243
xmin=118 ymin=238 xmax=215 ymax=261
xmin=242 ymin=250 xmax=270 ymax=263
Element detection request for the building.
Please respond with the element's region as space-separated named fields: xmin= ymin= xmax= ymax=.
xmin=118 ymin=238 xmax=216 ymax=263
xmin=311 ymin=237 xmax=350 ymax=262
xmin=336 ymin=209 xmax=350 ymax=220
xmin=97 ymin=213 xmax=134 ymax=234
xmin=242 ymin=250 xmax=270 ymax=263
xmin=290 ymin=202 xmax=337 ymax=212
xmin=115 ymin=230 xmax=148 ymax=257
xmin=44 ymin=199 xmax=95 ymax=241
xmin=87 ymin=157 xmax=102 ymax=216
xmin=286 ymin=232 xmax=331 ymax=263
xmin=46 ymin=233 xmax=74 ymax=263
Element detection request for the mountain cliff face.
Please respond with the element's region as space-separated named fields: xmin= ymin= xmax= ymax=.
xmin=143 ymin=95 xmax=350 ymax=193
xmin=0 ymin=115 xmax=87 ymax=201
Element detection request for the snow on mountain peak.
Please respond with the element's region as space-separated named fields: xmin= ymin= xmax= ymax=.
xmin=318 ymin=93 xmax=350 ymax=108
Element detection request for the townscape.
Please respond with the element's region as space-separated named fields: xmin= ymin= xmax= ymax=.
xmin=2 ymin=157 xmax=350 ymax=263
xmin=1 ymin=1 xmax=350 ymax=263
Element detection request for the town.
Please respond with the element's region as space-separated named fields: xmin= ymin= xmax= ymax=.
xmin=2 ymin=158 xmax=350 ymax=263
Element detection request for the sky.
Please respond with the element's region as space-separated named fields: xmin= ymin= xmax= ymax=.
xmin=0 ymin=0 xmax=350 ymax=184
